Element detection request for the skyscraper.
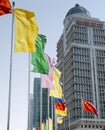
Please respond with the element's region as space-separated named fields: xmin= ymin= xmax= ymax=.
xmin=57 ymin=4 xmax=105 ymax=130
xmin=30 ymin=94 xmax=34 ymax=130
xmin=32 ymin=78 xmax=53 ymax=129
xmin=33 ymin=78 xmax=41 ymax=129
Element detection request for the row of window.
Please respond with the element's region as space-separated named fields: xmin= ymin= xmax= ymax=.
xmin=72 ymin=38 xmax=88 ymax=44
xmin=97 ymin=64 xmax=105 ymax=70
xmin=94 ymin=41 xmax=105 ymax=46
xmin=73 ymin=25 xmax=87 ymax=33
xmin=73 ymin=55 xmax=90 ymax=61
xmin=73 ymin=69 xmax=90 ymax=75
xmin=74 ymin=92 xmax=92 ymax=99
xmin=73 ymin=61 xmax=90 ymax=69
xmin=98 ymin=78 xmax=105 ymax=84
xmin=74 ymin=84 xmax=91 ymax=91
xmin=96 ymin=50 xmax=105 ymax=56
xmin=93 ymin=28 xmax=105 ymax=34
xmin=96 ymin=57 xmax=105 ymax=62
xmin=94 ymin=35 xmax=105 ymax=41
xmin=73 ymin=32 xmax=87 ymax=39
xmin=72 ymin=47 xmax=89 ymax=54
xmin=74 ymin=76 xmax=91 ymax=84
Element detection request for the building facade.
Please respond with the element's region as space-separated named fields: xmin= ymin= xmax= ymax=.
xmin=30 ymin=94 xmax=34 ymax=130
xmin=32 ymin=78 xmax=54 ymax=129
xmin=32 ymin=78 xmax=41 ymax=129
xmin=57 ymin=4 xmax=105 ymax=130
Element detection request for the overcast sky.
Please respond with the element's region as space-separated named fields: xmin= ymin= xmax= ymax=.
xmin=0 ymin=0 xmax=105 ymax=130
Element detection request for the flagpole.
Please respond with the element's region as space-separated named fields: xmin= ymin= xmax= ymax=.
xmin=48 ymin=89 xmax=49 ymax=130
xmin=40 ymin=77 xmax=42 ymax=130
xmin=51 ymin=97 xmax=53 ymax=130
xmin=54 ymin=106 xmax=57 ymax=130
xmin=7 ymin=2 xmax=15 ymax=130
xmin=27 ymin=53 xmax=31 ymax=130
xmin=69 ymin=110 xmax=70 ymax=130
xmin=81 ymin=99 xmax=84 ymax=129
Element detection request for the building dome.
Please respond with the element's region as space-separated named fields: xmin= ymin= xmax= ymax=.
xmin=66 ymin=4 xmax=90 ymax=17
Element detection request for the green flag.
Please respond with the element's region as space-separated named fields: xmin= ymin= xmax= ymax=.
xmin=44 ymin=123 xmax=46 ymax=130
xmin=31 ymin=34 xmax=49 ymax=74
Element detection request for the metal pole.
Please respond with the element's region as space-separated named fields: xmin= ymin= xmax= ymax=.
xmin=48 ymin=89 xmax=49 ymax=130
xmin=81 ymin=99 xmax=84 ymax=129
xmin=51 ymin=97 xmax=53 ymax=130
xmin=27 ymin=53 xmax=31 ymax=130
xmin=40 ymin=78 xmax=42 ymax=130
xmin=69 ymin=110 xmax=70 ymax=130
xmin=54 ymin=103 xmax=57 ymax=130
xmin=7 ymin=2 xmax=15 ymax=130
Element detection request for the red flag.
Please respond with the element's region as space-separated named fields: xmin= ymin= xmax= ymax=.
xmin=38 ymin=125 xmax=40 ymax=130
xmin=55 ymin=102 xmax=66 ymax=110
xmin=82 ymin=99 xmax=98 ymax=115
xmin=0 ymin=0 xmax=12 ymax=16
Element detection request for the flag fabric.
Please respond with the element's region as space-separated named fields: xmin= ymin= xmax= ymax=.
xmin=54 ymin=97 xmax=66 ymax=110
xmin=57 ymin=116 xmax=63 ymax=124
xmin=38 ymin=125 xmax=40 ymax=130
xmin=54 ymin=97 xmax=65 ymax=103
xmin=41 ymin=123 xmax=44 ymax=130
xmin=0 ymin=0 xmax=12 ymax=16
xmin=55 ymin=102 xmax=66 ymax=110
xmin=31 ymin=34 xmax=49 ymax=74
xmin=46 ymin=119 xmax=48 ymax=130
xmin=14 ymin=8 xmax=38 ymax=52
xmin=41 ymin=74 xmax=54 ymax=89
xmin=41 ymin=54 xmax=55 ymax=89
xmin=49 ymin=118 xmax=52 ymax=130
xmin=56 ymin=107 xmax=67 ymax=117
xmin=43 ymin=123 xmax=46 ymax=130
xmin=32 ymin=127 xmax=36 ymax=130
xmin=50 ymin=67 xmax=62 ymax=98
xmin=82 ymin=99 xmax=98 ymax=115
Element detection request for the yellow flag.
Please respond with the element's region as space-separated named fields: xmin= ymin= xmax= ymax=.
xmin=57 ymin=118 xmax=63 ymax=124
xmin=56 ymin=107 xmax=67 ymax=116
xmin=49 ymin=118 xmax=52 ymax=130
xmin=32 ymin=127 xmax=36 ymax=130
xmin=50 ymin=67 xmax=62 ymax=98
xmin=14 ymin=8 xmax=38 ymax=52
xmin=41 ymin=123 xmax=44 ymax=130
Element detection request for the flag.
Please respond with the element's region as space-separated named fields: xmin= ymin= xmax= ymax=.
xmin=54 ymin=97 xmax=66 ymax=110
xmin=31 ymin=34 xmax=49 ymax=74
xmin=57 ymin=116 xmax=63 ymax=124
xmin=14 ymin=8 xmax=38 ymax=52
xmin=41 ymin=123 xmax=44 ymax=130
xmin=43 ymin=123 xmax=46 ymax=130
xmin=41 ymin=54 xmax=55 ymax=89
xmin=46 ymin=119 xmax=48 ymax=130
xmin=55 ymin=102 xmax=66 ymax=110
xmin=0 ymin=0 xmax=12 ymax=16
xmin=56 ymin=107 xmax=67 ymax=117
xmin=49 ymin=118 xmax=52 ymax=130
xmin=32 ymin=127 xmax=36 ymax=130
xmin=82 ymin=99 xmax=98 ymax=115
xmin=38 ymin=125 xmax=40 ymax=130
xmin=50 ymin=67 xmax=62 ymax=98
xmin=54 ymin=97 xmax=65 ymax=103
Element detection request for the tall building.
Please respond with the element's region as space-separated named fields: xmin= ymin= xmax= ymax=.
xmin=30 ymin=94 xmax=34 ymax=130
xmin=57 ymin=4 xmax=105 ymax=130
xmin=33 ymin=78 xmax=41 ymax=129
xmin=32 ymin=78 xmax=53 ymax=129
